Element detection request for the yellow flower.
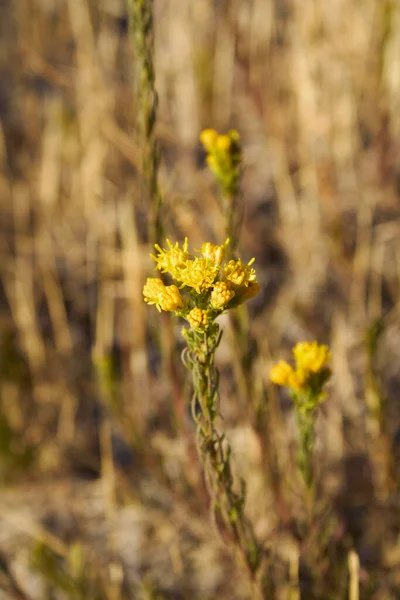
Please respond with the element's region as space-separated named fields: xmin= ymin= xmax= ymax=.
xmin=239 ymin=281 xmax=260 ymax=301
xmin=200 ymin=239 xmax=229 ymax=266
xmin=216 ymin=134 xmax=231 ymax=152
xmin=179 ymin=257 xmax=219 ymax=293
xmin=293 ymin=342 xmax=331 ymax=374
xmin=270 ymin=361 xmax=295 ymax=386
xmin=160 ymin=285 xmax=184 ymax=312
xmin=143 ymin=278 xmax=183 ymax=312
xmin=144 ymin=236 xmax=259 ymax=324
xmin=223 ymin=258 xmax=257 ymax=287
xmin=187 ymin=308 xmax=209 ymax=330
xmin=206 ymin=154 xmax=219 ymax=172
xmin=210 ymin=281 xmax=235 ymax=308
xmin=270 ymin=360 xmax=306 ymax=390
xmin=200 ymin=128 xmax=218 ymax=152
xmin=151 ymin=238 xmax=189 ymax=279
xmin=271 ymin=341 xmax=331 ymax=399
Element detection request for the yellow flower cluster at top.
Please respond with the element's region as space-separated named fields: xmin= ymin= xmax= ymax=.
xmin=200 ymin=129 xmax=241 ymax=198
xmin=270 ymin=341 xmax=331 ymax=404
xmin=143 ymin=238 xmax=259 ymax=330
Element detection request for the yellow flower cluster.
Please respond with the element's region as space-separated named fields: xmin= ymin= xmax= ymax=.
xmin=270 ymin=341 xmax=331 ymax=393
xmin=293 ymin=342 xmax=331 ymax=374
xmin=210 ymin=281 xmax=235 ymax=309
xmin=201 ymin=242 xmax=225 ymax=266
xmin=179 ymin=257 xmax=220 ymax=294
xmin=143 ymin=278 xmax=184 ymax=312
xmin=187 ymin=308 xmax=208 ymax=330
xmin=143 ymin=237 xmax=260 ymax=330
xmin=223 ymin=258 xmax=256 ymax=287
xmin=151 ymin=238 xmax=189 ymax=281
xmin=200 ymin=129 xmax=241 ymax=197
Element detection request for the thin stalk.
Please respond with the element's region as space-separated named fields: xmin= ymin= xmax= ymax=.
xmin=128 ymin=0 xmax=163 ymax=246
xmin=223 ymin=189 xmax=242 ymax=257
xmin=182 ymin=324 xmax=262 ymax=582
xmin=296 ymin=409 xmax=316 ymax=491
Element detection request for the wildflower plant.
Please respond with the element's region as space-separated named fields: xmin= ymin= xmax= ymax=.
xmin=200 ymin=129 xmax=241 ymax=199
xmin=200 ymin=128 xmax=242 ymax=250
xmin=270 ymin=342 xmax=332 ymax=489
xmin=143 ymin=237 xmax=262 ymax=578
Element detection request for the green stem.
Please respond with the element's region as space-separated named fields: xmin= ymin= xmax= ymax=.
xmin=296 ymin=410 xmax=316 ymax=491
xmin=182 ymin=325 xmax=261 ymax=580
xmin=127 ymin=0 xmax=163 ymax=246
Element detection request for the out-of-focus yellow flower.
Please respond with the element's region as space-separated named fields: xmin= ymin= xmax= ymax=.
xmin=179 ymin=257 xmax=219 ymax=293
xmin=293 ymin=342 xmax=331 ymax=374
xmin=200 ymin=128 xmax=241 ymax=198
xmin=187 ymin=308 xmax=209 ymax=330
xmin=239 ymin=281 xmax=260 ymax=301
xmin=206 ymin=154 xmax=219 ymax=172
xmin=223 ymin=258 xmax=257 ymax=288
xmin=151 ymin=238 xmax=189 ymax=279
xmin=270 ymin=360 xmax=307 ymax=391
xmin=201 ymin=239 xmax=229 ymax=266
xmin=143 ymin=278 xmax=183 ymax=312
xmin=270 ymin=341 xmax=331 ymax=399
xmin=270 ymin=361 xmax=295 ymax=386
xmin=210 ymin=281 xmax=235 ymax=308
xmin=200 ymin=128 xmax=218 ymax=152
xmin=216 ymin=134 xmax=231 ymax=152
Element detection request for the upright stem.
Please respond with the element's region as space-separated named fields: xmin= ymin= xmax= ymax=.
xmin=296 ymin=410 xmax=316 ymax=491
xmin=128 ymin=0 xmax=163 ymax=246
xmin=223 ymin=192 xmax=241 ymax=256
xmin=182 ymin=325 xmax=261 ymax=581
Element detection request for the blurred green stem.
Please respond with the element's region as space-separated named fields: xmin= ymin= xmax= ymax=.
xmin=296 ymin=409 xmax=316 ymax=491
xmin=128 ymin=0 xmax=163 ymax=245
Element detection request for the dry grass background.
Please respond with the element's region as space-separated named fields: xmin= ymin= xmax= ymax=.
xmin=1 ymin=0 xmax=400 ymax=598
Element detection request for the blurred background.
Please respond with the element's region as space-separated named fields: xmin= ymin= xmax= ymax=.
xmin=1 ymin=0 xmax=400 ymax=598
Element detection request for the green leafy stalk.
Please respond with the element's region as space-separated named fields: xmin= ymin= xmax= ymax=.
xmin=295 ymin=407 xmax=317 ymax=490
xmin=128 ymin=0 xmax=163 ymax=245
xmin=182 ymin=323 xmax=261 ymax=578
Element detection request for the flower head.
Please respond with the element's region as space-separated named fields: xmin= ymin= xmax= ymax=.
xmin=210 ymin=281 xmax=235 ymax=308
xmin=270 ymin=341 xmax=332 ymax=403
xmin=200 ymin=129 xmax=242 ymax=197
xmin=270 ymin=361 xmax=306 ymax=390
xmin=238 ymin=281 xmax=260 ymax=302
xmin=179 ymin=257 xmax=219 ymax=293
xmin=200 ymin=128 xmax=218 ymax=152
xmin=216 ymin=134 xmax=231 ymax=152
xmin=293 ymin=342 xmax=331 ymax=374
xmin=206 ymin=154 xmax=219 ymax=173
xmin=187 ymin=308 xmax=209 ymax=330
xmin=223 ymin=258 xmax=257 ymax=288
xmin=143 ymin=278 xmax=183 ymax=312
xmin=144 ymin=237 xmax=259 ymax=324
xmin=270 ymin=361 xmax=295 ymax=387
xmin=200 ymin=239 xmax=229 ymax=266
xmin=151 ymin=238 xmax=189 ymax=279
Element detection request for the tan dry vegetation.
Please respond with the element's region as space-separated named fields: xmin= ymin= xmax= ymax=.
xmin=1 ymin=0 xmax=400 ymax=598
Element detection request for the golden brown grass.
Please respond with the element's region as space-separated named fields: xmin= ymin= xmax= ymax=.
xmin=1 ymin=0 xmax=400 ymax=598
